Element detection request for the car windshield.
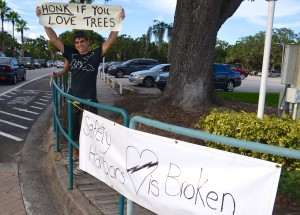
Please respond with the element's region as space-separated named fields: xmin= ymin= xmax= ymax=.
xmin=121 ymin=60 xmax=131 ymax=65
xmin=0 ymin=58 xmax=10 ymax=64
xmin=149 ymin=64 xmax=166 ymax=71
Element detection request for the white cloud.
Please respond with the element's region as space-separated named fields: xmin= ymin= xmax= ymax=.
xmin=233 ymin=0 xmax=300 ymax=28
xmin=133 ymin=0 xmax=176 ymax=16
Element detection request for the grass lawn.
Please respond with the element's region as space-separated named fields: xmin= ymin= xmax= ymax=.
xmin=218 ymin=92 xmax=279 ymax=107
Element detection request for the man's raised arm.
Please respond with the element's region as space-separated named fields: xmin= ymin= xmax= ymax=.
xmin=102 ymin=8 xmax=125 ymax=56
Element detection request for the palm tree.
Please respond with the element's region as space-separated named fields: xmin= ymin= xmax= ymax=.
xmin=152 ymin=20 xmax=168 ymax=53
xmin=145 ymin=27 xmax=152 ymax=57
xmin=6 ymin=11 xmax=20 ymax=56
xmin=48 ymin=40 xmax=57 ymax=60
xmin=15 ymin=19 xmax=29 ymax=57
xmin=0 ymin=0 xmax=10 ymax=32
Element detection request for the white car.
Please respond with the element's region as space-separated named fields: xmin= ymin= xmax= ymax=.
xmin=129 ymin=64 xmax=170 ymax=87
xmin=257 ymin=70 xmax=281 ymax=78
xmin=56 ymin=61 xmax=65 ymax=68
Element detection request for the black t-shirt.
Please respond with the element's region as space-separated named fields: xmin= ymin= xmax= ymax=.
xmin=63 ymin=45 xmax=102 ymax=101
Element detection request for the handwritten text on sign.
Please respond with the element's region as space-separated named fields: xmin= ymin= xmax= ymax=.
xmin=79 ymin=110 xmax=281 ymax=215
xmin=38 ymin=2 xmax=122 ymax=31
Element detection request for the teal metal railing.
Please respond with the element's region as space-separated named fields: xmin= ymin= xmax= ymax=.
xmin=129 ymin=116 xmax=300 ymax=159
xmin=52 ymin=78 xmax=128 ymax=215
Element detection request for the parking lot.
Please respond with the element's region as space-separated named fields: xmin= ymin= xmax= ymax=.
xmin=107 ymin=75 xmax=283 ymax=94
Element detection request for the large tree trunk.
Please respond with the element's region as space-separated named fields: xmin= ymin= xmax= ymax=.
xmin=162 ymin=0 xmax=243 ymax=111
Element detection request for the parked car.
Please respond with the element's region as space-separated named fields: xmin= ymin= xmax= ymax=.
xmin=225 ymin=64 xmax=248 ymax=80
xmin=155 ymin=71 xmax=169 ymax=91
xmin=47 ymin=60 xmax=54 ymax=67
xmin=19 ymin=57 xmax=35 ymax=70
xmin=129 ymin=64 xmax=170 ymax=87
xmin=99 ymin=62 xmax=111 ymax=73
xmin=0 ymin=57 xmax=26 ymax=84
xmin=108 ymin=58 xmax=158 ymax=78
xmin=99 ymin=62 xmax=124 ymax=73
xmin=107 ymin=62 xmax=124 ymax=72
xmin=155 ymin=63 xmax=241 ymax=92
xmin=268 ymin=70 xmax=281 ymax=77
xmin=214 ymin=63 xmax=242 ymax=91
xmin=56 ymin=61 xmax=64 ymax=68
xmin=34 ymin=59 xmax=41 ymax=69
xmin=249 ymin=70 xmax=259 ymax=76
xmin=257 ymin=70 xmax=281 ymax=78
xmin=38 ymin=59 xmax=48 ymax=68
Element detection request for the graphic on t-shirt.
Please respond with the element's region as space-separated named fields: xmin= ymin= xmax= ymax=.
xmin=70 ymin=51 xmax=96 ymax=72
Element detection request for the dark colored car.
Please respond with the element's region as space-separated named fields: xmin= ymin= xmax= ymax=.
xmin=99 ymin=62 xmax=124 ymax=73
xmin=34 ymin=59 xmax=41 ymax=69
xmin=225 ymin=64 xmax=248 ymax=80
xmin=155 ymin=63 xmax=241 ymax=92
xmin=108 ymin=58 xmax=158 ymax=78
xmin=38 ymin=59 xmax=48 ymax=68
xmin=155 ymin=71 xmax=169 ymax=91
xmin=0 ymin=57 xmax=26 ymax=84
xmin=214 ymin=63 xmax=241 ymax=91
xmin=19 ymin=57 xmax=35 ymax=70
xmin=249 ymin=70 xmax=259 ymax=76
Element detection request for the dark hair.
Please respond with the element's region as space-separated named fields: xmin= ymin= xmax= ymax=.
xmin=73 ymin=31 xmax=88 ymax=41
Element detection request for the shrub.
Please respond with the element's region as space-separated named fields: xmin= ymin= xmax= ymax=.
xmin=195 ymin=109 xmax=300 ymax=170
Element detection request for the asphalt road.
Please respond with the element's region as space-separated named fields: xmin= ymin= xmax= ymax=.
xmin=0 ymin=67 xmax=64 ymax=214
xmin=0 ymin=68 xmax=57 ymax=162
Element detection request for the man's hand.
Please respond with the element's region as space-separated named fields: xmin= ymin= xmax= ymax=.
xmin=36 ymin=6 xmax=41 ymax=17
xmin=120 ymin=8 xmax=125 ymax=20
xmin=50 ymin=72 xmax=58 ymax=79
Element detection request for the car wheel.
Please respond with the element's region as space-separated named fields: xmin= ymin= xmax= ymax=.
xmin=11 ymin=74 xmax=17 ymax=85
xmin=240 ymin=74 xmax=246 ymax=80
xmin=116 ymin=70 xmax=124 ymax=78
xmin=22 ymin=72 xmax=26 ymax=81
xmin=143 ymin=77 xmax=154 ymax=87
xmin=224 ymin=80 xmax=234 ymax=92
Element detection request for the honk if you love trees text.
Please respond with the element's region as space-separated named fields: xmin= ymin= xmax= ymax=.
xmin=38 ymin=2 xmax=122 ymax=31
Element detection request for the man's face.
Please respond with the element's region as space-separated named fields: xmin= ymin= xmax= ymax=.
xmin=74 ymin=37 xmax=89 ymax=54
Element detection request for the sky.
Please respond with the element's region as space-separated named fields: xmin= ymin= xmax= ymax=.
xmin=5 ymin=0 xmax=300 ymax=45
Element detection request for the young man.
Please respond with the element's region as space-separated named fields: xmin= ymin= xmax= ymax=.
xmin=36 ymin=6 xmax=125 ymax=175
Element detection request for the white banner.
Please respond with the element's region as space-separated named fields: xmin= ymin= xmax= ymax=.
xmin=79 ymin=110 xmax=281 ymax=215
xmin=38 ymin=2 xmax=122 ymax=31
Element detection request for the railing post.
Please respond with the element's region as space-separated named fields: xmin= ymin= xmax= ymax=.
xmin=120 ymin=80 xmax=122 ymax=95
xmin=68 ymin=101 xmax=74 ymax=190
xmin=59 ymin=76 xmax=63 ymax=109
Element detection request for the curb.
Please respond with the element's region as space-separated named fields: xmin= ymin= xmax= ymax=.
xmin=46 ymin=127 xmax=103 ymax=215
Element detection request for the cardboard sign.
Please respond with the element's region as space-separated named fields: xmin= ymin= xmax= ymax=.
xmin=38 ymin=2 xmax=122 ymax=31
xmin=79 ymin=110 xmax=281 ymax=215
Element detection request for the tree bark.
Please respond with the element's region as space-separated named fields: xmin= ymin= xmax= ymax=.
xmin=162 ymin=0 xmax=243 ymax=111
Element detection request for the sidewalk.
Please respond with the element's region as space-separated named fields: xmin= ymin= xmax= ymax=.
xmin=0 ymin=163 xmax=26 ymax=215
xmin=46 ymin=78 xmax=155 ymax=214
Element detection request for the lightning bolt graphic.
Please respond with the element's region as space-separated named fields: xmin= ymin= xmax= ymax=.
xmin=127 ymin=162 xmax=158 ymax=174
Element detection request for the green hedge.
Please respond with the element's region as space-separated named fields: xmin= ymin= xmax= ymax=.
xmin=195 ymin=109 xmax=300 ymax=170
